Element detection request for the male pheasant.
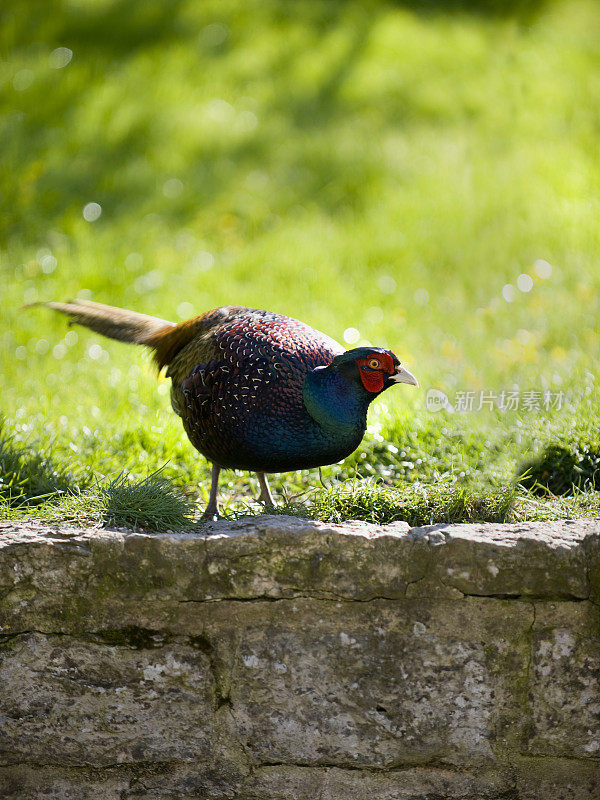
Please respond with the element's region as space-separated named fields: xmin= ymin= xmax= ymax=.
xmin=37 ymin=300 xmax=418 ymax=518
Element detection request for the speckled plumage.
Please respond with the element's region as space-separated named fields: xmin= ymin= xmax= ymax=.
xmin=166 ymin=306 xmax=349 ymax=472
xmin=38 ymin=300 xmax=418 ymax=517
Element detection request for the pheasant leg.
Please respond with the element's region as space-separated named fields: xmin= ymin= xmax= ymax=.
xmin=202 ymin=463 xmax=221 ymax=520
xmin=256 ymin=472 xmax=275 ymax=509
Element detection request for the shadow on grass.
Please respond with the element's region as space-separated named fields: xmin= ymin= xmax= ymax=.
xmin=2 ymin=0 xmax=190 ymax=57
xmin=519 ymin=441 xmax=600 ymax=496
xmin=1 ymin=0 xmax=551 ymax=245
xmin=392 ymin=0 xmax=548 ymax=18
xmin=2 ymin=0 xmax=378 ymax=241
xmin=0 ymin=418 xmax=82 ymax=505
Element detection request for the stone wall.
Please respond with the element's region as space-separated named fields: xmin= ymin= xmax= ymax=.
xmin=0 ymin=516 xmax=599 ymax=799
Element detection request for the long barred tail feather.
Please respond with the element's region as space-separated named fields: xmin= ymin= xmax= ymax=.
xmin=32 ymin=299 xmax=176 ymax=346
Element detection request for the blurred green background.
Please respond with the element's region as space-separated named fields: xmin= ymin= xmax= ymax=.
xmin=1 ymin=0 xmax=599 ymax=518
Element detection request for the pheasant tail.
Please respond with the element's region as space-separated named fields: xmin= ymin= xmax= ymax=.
xmin=36 ymin=299 xmax=221 ymax=373
xmin=38 ymin=300 xmax=175 ymax=346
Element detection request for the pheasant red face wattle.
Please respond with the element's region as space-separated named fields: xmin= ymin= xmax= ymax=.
xmin=356 ymin=353 xmax=395 ymax=393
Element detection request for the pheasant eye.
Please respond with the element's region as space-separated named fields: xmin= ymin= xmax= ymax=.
xmin=368 ymin=358 xmax=380 ymax=369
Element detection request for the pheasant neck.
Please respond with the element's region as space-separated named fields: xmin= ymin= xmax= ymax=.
xmin=303 ymin=367 xmax=371 ymax=437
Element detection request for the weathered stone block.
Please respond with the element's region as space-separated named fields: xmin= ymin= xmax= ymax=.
xmin=0 ymin=763 xmax=245 ymax=799
xmin=202 ymin=596 xmax=532 ymax=768
xmin=512 ymin=756 xmax=600 ymax=800
xmin=239 ymin=764 xmax=507 ymax=800
xmin=409 ymin=519 xmax=593 ymax=599
xmin=0 ymin=632 xmax=244 ymax=786
xmin=527 ymin=601 xmax=600 ymax=759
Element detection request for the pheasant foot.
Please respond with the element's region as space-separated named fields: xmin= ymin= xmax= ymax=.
xmin=201 ymin=463 xmax=221 ymax=521
xmin=256 ymin=471 xmax=275 ymax=509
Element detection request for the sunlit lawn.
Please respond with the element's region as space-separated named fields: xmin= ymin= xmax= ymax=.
xmin=1 ymin=0 xmax=599 ymax=525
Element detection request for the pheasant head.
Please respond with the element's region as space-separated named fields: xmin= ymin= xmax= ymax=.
xmin=331 ymin=347 xmax=418 ymax=394
xmin=303 ymin=346 xmax=417 ymax=435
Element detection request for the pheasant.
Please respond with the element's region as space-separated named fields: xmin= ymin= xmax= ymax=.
xmin=36 ymin=300 xmax=418 ymax=518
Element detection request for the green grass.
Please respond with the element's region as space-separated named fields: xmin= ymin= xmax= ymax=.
xmin=43 ymin=469 xmax=196 ymax=531
xmin=0 ymin=416 xmax=85 ymax=506
xmin=3 ymin=452 xmax=597 ymax=529
xmin=281 ymin=479 xmax=517 ymax=526
xmin=1 ymin=0 xmax=599 ymax=528
xmin=280 ymin=479 xmax=600 ymax=525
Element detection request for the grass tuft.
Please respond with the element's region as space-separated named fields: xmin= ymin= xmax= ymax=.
xmin=26 ymin=467 xmax=197 ymax=532
xmin=98 ymin=469 xmax=196 ymax=531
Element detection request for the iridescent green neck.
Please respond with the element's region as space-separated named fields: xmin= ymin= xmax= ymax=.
xmin=303 ymin=366 xmax=370 ymax=437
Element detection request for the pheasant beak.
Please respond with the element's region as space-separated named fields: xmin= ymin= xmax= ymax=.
xmin=389 ymin=364 xmax=419 ymax=387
